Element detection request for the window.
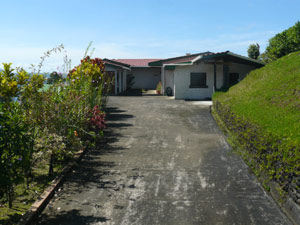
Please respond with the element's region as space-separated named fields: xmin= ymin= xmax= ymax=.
xmin=229 ymin=73 xmax=239 ymax=87
xmin=190 ymin=72 xmax=207 ymax=88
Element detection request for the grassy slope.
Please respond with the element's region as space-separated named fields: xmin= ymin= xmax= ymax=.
xmin=213 ymin=51 xmax=300 ymax=205
xmin=214 ymin=51 xmax=300 ymax=145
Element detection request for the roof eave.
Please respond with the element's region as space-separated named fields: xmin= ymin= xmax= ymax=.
xmin=104 ymin=62 xmax=131 ymax=71
xmin=103 ymin=58 xmax=131 ymax=68
xmin=148 ymin=51 xmax=212 ymax=67
xmin=193 ymin=51 xmax=265 ymax=67
xmin=226 ymin=52 xmax=265 ymax=66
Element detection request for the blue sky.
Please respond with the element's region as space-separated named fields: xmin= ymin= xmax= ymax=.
xmin=0 ymin=0 xmax=299 ymax=72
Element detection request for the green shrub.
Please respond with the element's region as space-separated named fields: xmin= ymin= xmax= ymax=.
xmin=0 ymin=102 xmax=32 ymax=208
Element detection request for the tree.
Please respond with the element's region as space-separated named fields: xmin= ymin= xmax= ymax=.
xmin=47 ymin=71 xmax=63 ymax=84
xmin=247 ymin=43 xmax=260 ymax=59
xmin=263 ymin=21 xmax=300 ymax=62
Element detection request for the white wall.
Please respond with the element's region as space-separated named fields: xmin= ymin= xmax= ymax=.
xmin=173 ymin=62 xmax=215 ymax=100
xmin=171 ymin=61 xmax=257 ymax=100
xmin=164 ymin=70 xmax=175 ymax=95
xmin=131 ymin=67 xmax=161 ymax=89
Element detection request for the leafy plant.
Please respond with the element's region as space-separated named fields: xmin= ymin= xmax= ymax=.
xmin=0 ymin=102 xmax=32 ymax=208
xmin=89 ymin=105 xmax=106 ymax=134
xmin=156 ymin=81 xmax=162 ymax=93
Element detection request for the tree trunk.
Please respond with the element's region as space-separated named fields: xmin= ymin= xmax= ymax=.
xmin=7 ymin=186 xmax=13 ymax=208
xmin=26 ymin=172 xmax=30 ymax=189
xmin=48 ymin=154 xmax=54 ymax=177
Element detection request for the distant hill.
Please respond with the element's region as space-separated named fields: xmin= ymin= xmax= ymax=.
xmin=213 ymin=51 xmax=300 ymax=207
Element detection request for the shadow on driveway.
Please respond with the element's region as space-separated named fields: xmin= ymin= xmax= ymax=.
xmin=36 ymin=209 xmax=110 ymax=225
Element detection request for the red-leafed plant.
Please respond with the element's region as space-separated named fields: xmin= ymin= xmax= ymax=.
xmin=89 ymin=105 xmax=106 ymax=132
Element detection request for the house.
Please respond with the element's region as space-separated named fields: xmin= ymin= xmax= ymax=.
xmin=103 ymin=59 xmax=131 ymax=95
xmin=114 ymin=59 xmax=162 ymax=90
xmin=148 ymin=51 xmax=264 ymax=100
xmin=104 ymin=51 xmax=264 ymax=98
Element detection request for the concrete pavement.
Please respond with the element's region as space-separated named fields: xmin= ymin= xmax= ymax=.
xmin=36 ymin=95 xmax=292 ymax=225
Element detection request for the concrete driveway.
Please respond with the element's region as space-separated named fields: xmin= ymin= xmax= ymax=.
xmin=36 ymin=96 xmax=291 ymax=225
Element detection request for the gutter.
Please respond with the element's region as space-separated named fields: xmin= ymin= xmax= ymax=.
xmin=162 ymin=62 xmax=193 ymax=67
xmin=191 ymin=55 xmax=203 ymax=63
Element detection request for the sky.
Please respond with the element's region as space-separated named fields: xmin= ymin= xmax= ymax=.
xmin=0 ymin=0 xmax=299 ymax=72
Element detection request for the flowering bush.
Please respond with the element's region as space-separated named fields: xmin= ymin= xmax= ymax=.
xmin=68 ymin=56 xmax=105 ymax=84
xmin=68 ymin=56 xmax=113 ymax=107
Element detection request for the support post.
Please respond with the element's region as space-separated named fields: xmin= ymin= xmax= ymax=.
xmin=119 ymin=71 xmax=122 ymax=93
xmin=214 ymin=61 xmax=217 ymax=92
xmin=162 ymin=66 xmax=165 ymax=95
xmin=114 ymin=70 xmax=118 ymax=95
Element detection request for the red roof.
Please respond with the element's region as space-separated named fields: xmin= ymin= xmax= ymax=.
xmin=114 ymin=59 xmax=162 ymax=67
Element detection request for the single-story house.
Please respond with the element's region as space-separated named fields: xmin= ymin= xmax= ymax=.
xmin=148 ymin=51 xmax=264 ymax=100
xmin=103 ymin=59 xmax=131 ymax=95
xmin=114 ymin=59 xmax=162 ymax=90
xmin=104 ymin=51 xmax=264 ymax=98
